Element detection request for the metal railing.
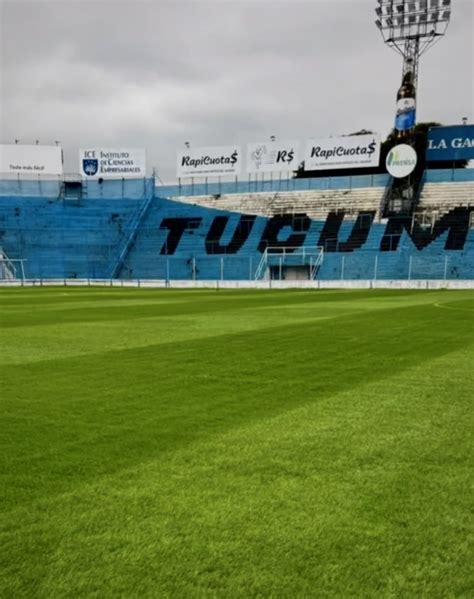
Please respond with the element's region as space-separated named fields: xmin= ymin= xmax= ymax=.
xmin=109 ymin=195 xmax=154 ymax=278
xmin=0 ymin=253 xmax=471 ymax=284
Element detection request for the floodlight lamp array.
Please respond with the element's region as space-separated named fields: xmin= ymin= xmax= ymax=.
xmin=375 ymin=0 xmax=450 ymax=55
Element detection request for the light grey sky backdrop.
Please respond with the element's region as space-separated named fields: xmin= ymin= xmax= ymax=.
xmin=1 ymin=0 xmax=473 ymax=182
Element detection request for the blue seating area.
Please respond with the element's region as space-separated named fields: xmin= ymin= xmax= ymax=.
xmin=0 ymin=171 xmax=473 ymax=281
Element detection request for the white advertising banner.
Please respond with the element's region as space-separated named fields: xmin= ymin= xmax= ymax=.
xmin=304 ymin=134 xmax=381 ymax=171
xmin=246 ymin=140 xmax=300 ymax=173
xmin=0 ymin=144 xmax=63 ymax=176
xmin=177 ymin=146 xmax=242 ymax=178
xmin=79 ymin=148 xmax=146 ymax=178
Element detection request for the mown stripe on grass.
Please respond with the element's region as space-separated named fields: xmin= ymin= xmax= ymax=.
xmin=1 ymin=301 xmax=472 ymax=511
xmin=1 ymin=346 xmax=472 ymax=598
xmin=0 ymin=289 xmax=436 ymax=328
xmin=2 ymin=291 xmax=457 ymax=367
xmin=1 ymin=290 xmax=468 ymax=364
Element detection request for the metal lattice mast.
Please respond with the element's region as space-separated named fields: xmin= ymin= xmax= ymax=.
xmin=375 ymin=0 xmax=452 ymax=137
xmin=402 ymin=38 xmax=420 ymax=88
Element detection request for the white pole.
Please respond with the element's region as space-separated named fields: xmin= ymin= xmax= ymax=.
xmin=166 ymin=258 xmax=170 ymax=282
xmin=20 ymin=259 xmax=26 ymax=283
xmin=249 ymin=257 xmax=253 ymax=280
xmin=374 ymin=254 xmax=378 ymax=281
xmin=408 ymin=255 xmax=412 ymax=280
xmin=192 ymin=257 xmax=196 ymax=280
xmin=341 ymin=255 xmax=345 ymax=280
xmin=220 ymin=257 xmax=224 ymax=281
xmin=443 ymin=255 xmax=448 ymax=280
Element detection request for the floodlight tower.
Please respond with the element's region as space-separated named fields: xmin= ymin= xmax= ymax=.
xmin=375 ymin=0 xmax=451 ymax=139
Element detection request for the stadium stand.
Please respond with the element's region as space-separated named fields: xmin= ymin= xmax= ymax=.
xmin=172 ymin=187 xmax=384 ymax=220
xmin=0 ymin=170 xmax=473 ymax=282
xmin=418 ymin=182 xmax=474 ymax=213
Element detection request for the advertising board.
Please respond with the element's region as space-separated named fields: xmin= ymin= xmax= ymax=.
xmin=79 ymin=148 xmax=146 ymax=178
xmin=246 ymin=140 xmax=300 ymax=173
xmin=304 ymin=134 xmax=381 ymax=170
xmin=0 ymin=144 xmax=63 ymax=176
xmin=426 ymin=125 xmax=474 ymax=162
xmin=177 ymin=146 xmax=242 ymax=178
xmin=386 ymin=144 xmax=417 ymax=178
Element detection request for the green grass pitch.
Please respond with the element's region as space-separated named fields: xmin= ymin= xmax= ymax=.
xmin=1 ymin=287 xmax=473 ymax=598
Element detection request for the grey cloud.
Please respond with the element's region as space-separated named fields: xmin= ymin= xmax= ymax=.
xmin=1 ymin=0 xmax=472 ymax=182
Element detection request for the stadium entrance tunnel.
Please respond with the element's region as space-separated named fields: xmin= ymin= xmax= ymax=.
xmin=269 ymin=265 xmax=311 ymax=281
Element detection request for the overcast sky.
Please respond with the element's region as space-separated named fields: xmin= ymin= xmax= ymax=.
xmin=1 ymin=0 xmax=472 ymax=182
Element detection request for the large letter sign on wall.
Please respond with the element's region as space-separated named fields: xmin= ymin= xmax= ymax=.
xmin=246 ymin=141 xmax=300 ymax=173
xmin=79 ymin=148 xmax=146 ymax=178
xmin=177 ymin=146 xmax=242 ymax=178
xmin=0 ymin=144 xmax=63 ymax=176
xmin=153 ymin=207 xmax=473 ymax=256
xmin=304 ymin=134 xmax=381 ymax=171
xmin=426 ymin=125 xmax=474 ymax=162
